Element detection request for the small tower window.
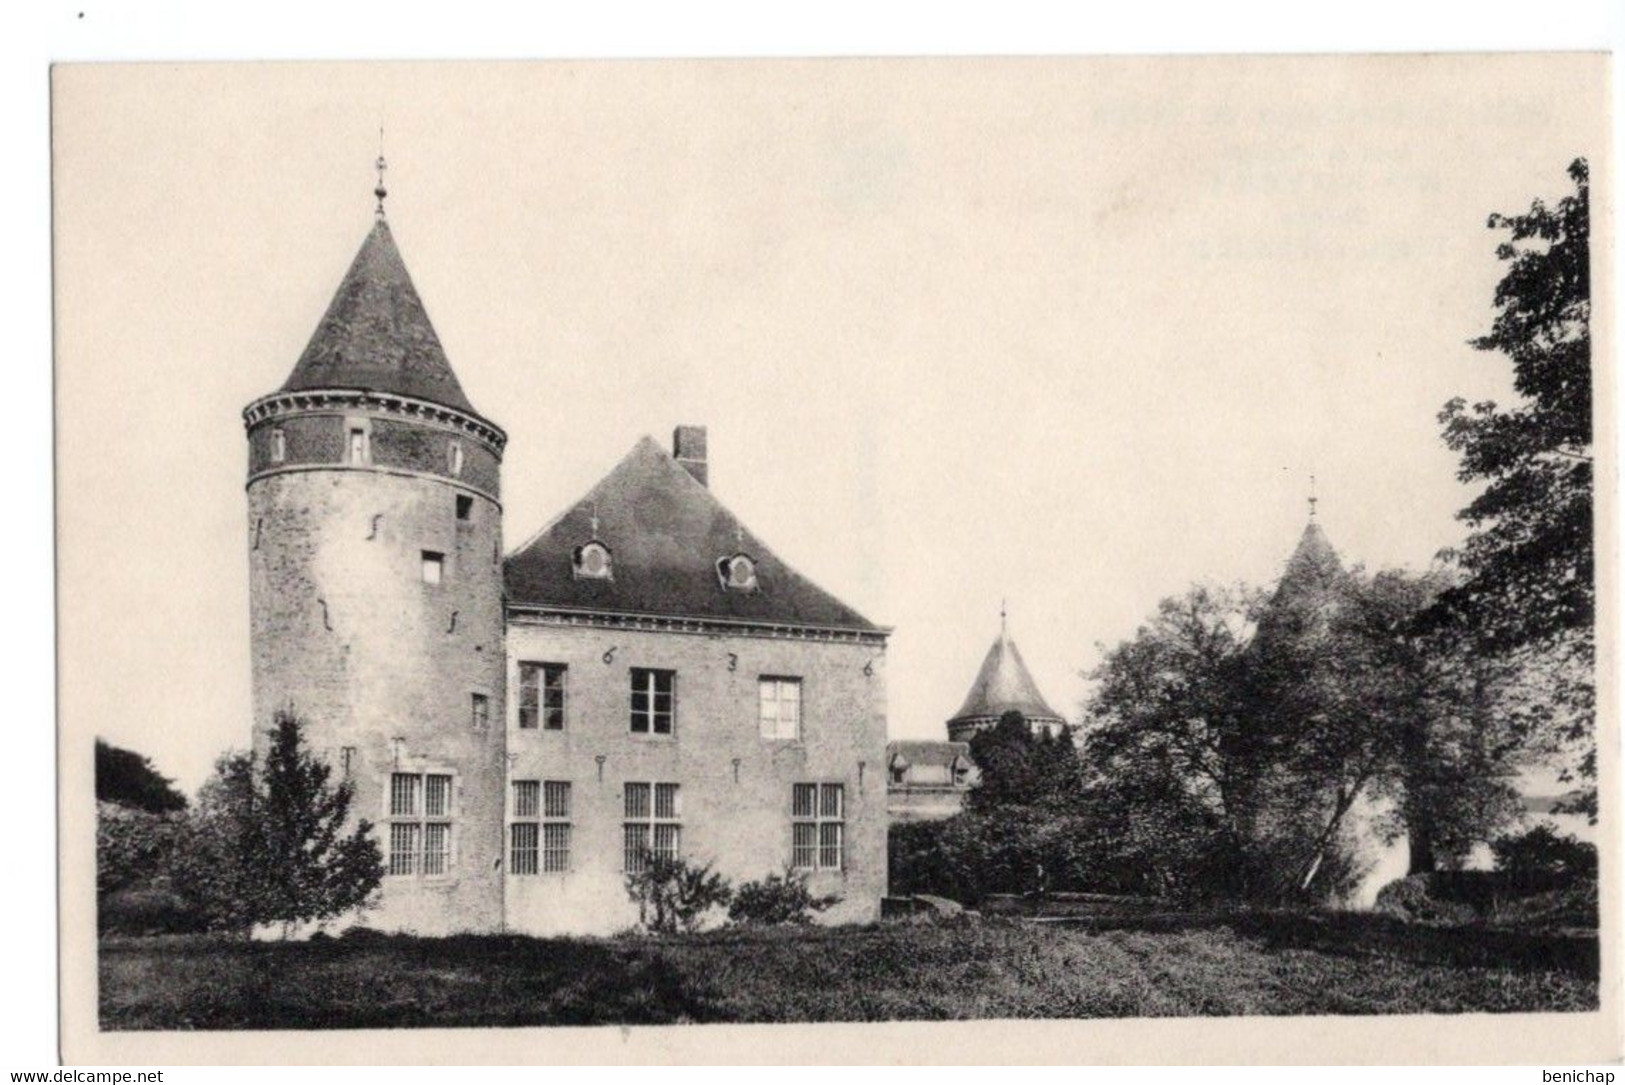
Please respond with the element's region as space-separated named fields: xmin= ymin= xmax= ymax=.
xmin=471 ymin=693 xmax=490 ymax=731
xmin=269 ymin=428 xmax=286 ymax=464
xmin=447 ymin=441 xmax=464 ymax=477
xmin=421 ymin=551 xmax=444 ymax=585
xmin=455 ymin=494 xmax=473 ymax=521
xmin=573 ymin=540 xmax=613 ymax=580
xmin=718 ymin=553 xmax=758 ymax=592
xmin=349 ymin=427 xmax=370 ymax=465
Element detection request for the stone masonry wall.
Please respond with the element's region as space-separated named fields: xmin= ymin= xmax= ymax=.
xmin=247 ymin=460 xmax=506 ymax=934
xmin=502 ymin=619 xmax=889 ymax=935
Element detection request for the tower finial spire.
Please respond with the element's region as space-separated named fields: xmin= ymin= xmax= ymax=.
xmin=1308 ymin=473 xmax=1318 ymax=520
xmin=374 ymin=125 xmax=388 ymax=219
xmin=1000 ymin=598 xmax=1007 ymax=636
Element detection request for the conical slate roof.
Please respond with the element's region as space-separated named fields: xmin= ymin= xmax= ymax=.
xmin=1257 ymin=518 xmax=1350 ymax=644
xmin=281 ymin=219 xmax=478 ymax=416
xmin=504 ymin=436 xmax=882 ymax=632
xmin=947 ymin=627 xmax=1065 ymax=728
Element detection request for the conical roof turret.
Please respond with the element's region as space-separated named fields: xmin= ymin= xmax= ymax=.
xmin=280 ymin=218 xmax=479 ymax=417
xmin=946 ymin=612 xmax=1067 ymax=740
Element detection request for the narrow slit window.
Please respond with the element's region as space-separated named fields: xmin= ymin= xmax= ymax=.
xmin=270 ymin=428 xmax=286 ymax=463
xmin=349 ymin=427 xmax=369 ymax=465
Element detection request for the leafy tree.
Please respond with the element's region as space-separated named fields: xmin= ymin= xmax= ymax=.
xmin=967 ymin=710 xmax=1083 ymax=813
xmin=1082 ymin=584 xmax=1282 ymax=898
xmin=96 ymin=739 xmax=187 ymax=813
xmin=624 ymin=853 xmax=732 ymax=933
xmin=727 ymin=868 xmax=840 ymax=926
xmin=1433 ymin=158 xmax=1594 ymax=817
xmin=1082 ymin=575 xmax=1522 ymax=901
xmin=172 ymin=713 xmax=383 ymax=935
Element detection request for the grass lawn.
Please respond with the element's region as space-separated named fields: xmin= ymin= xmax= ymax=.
xmin=98 ymin=912 xmax=1598 ymax=1030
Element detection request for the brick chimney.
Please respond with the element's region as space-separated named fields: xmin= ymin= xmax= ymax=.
xmin=673 ymin=425 xmax=708 ymax=487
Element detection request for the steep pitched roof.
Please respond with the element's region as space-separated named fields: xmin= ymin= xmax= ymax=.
xmin=503 ymin=436 xmax=882 ymax=632
xmin=281 ymin=219 xmax=479 ymax=416
xmin=1257 ymin=519 xmax=1351 ymax=644
xmin=948 ymin=629 xmax=1065 ymax=726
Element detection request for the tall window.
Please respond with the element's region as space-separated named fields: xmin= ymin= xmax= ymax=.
xmin=629 ymin=669 xmax=675 ymax=735
xmin=270 ymin=428 xmax=286 ymax=463
xmin=518 ymin=663 xmax=567 ymax=731
xmin=447 ymin=441 xmax=464 ymax=477
xmin=348 ymin=427 xmax=369 ymax=465
xmin=510 ymin=780 xmax=571 ymax=874
xmin=388 ymin=771 xmax=453 ymax=876
xmin=759 ymin=677 xmax=802 ymax=740
xmin=791 ymin=783 xmax=844 ymax=871
xmin=471 ymin=693 xmax=490 ymax=731
xmin=623 ymin=782 xmax=680 ymax=872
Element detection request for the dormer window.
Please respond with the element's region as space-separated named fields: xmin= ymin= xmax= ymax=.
xmin=573 ymin=540 xmax=613 ymax=580
xmin=269 ymin=428 xmax=286 ymax=464
xmin=447 ymin=441 xmax=464 ymax=477
xmin=718 ymin=553 xmax=758 ymax=592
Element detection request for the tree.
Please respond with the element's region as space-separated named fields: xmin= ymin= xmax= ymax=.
xmin=967 ymin=710 xmax=1083 ymax=813
xmin=172 ymin=713 xmax=383 ymax=935
xmin=1433 ymin=158 xmax=1594 ymax=817
xmin=96 ymin=739 xmax=187 ymax=813
xmin=1082 ymin=584 xmax=1277 ymax=898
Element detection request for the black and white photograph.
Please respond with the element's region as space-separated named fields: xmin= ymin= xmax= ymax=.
xmin=48 ymin=50 xmax=1613 ymax=1064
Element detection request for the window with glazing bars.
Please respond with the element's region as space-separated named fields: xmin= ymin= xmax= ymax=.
xmin=509 ymin=780 xmax=571 ymax=874
xmin=629 ymin=668 xmax=675 ymax=735
xmin=791 ymin=783 xmax=844 ymax=871
xmin=759 ymin=677 xmax=802 ymax=740
xmin=387 ymin=771 xmax=453 ymax=876
xmin=623 ymin=782 xmax=680 ymax=872
xmin=518 ymin=663 xmax=567 ymax=730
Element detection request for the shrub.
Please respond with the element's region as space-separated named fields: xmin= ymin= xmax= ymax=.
xmin=1492 ymin=824 xmax=1597 ymax=879
xmin=98 ymin=883 xmax=207 ymax=936
xmin=97 ymin=801 xmax=185 ymax=897
xmin=728 ymin=868 xmax=839 ymax=926
xmin=1373 ymin=874 xmax=1477 ymax=924
xmin=624 ymin=853 xmax=732 ymax=933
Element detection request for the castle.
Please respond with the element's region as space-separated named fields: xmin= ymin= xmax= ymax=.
xmin=244 ymin=189 xmax=889 ymax=935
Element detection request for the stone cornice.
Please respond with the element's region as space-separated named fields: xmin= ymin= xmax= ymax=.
xmin=243 ymin=388 xmax=506 ymax=453
xmin=246 ymin=463 xmax=502 ymax=507
xmin=505 ymin=604 xmax=891 ymax=647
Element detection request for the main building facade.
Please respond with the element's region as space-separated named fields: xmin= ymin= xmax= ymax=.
xmin=244 ymin=204 xmax=889 ymax=935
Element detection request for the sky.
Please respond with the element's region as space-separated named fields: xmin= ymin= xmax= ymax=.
xmin=53 ymin=56 xmax=1607 ymax=793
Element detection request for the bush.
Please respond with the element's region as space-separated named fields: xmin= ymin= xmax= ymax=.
xmin=97 ymin=802 xmax=185 ymax=897
xmin=99 ymin=883 xmax=206 ymax=936
xmin=1492 ymin=824 xmax=1597 ymax=879
xmin=1373 ymin=874 xmax=1477 ymax=924
xmin=624 ymin=854 xmax=732 ymax=933
xmin=728 ymin=868 xmax=839 ymax=926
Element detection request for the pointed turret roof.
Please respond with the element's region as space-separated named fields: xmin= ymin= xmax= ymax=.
xmin=504 ymin=436 xmax=882 ymax=632
xmin=1257 ymin=518 xmax=1351 ymax=644
xmin=947 ymin=624 xmax=1066 ymax=729
xmin=280 ymin=219 xmax=479 ymax=416
xmin=1277 ymin=520 xmax=1344 ymax=598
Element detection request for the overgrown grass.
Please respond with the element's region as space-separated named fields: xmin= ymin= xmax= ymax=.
xmin=99 ymin=911 xmax=1597 ymax=1030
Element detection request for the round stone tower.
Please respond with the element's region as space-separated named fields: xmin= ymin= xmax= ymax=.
xmin=243 ymin=198 xmax=507 ymax=934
